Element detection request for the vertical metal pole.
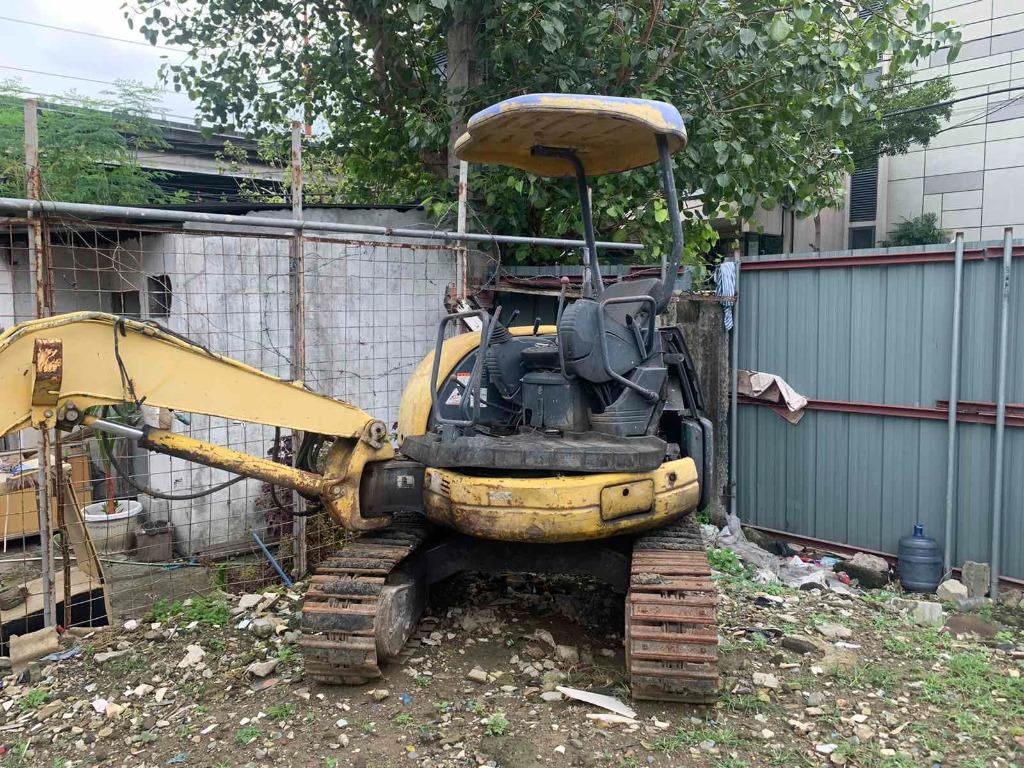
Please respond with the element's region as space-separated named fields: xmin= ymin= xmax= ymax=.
xmin=943 ymin=232 xmax=965 ymax=573
xmin=989 ymin=227 xmax=1013 ymax=598
xmin=729 ymin=250 xmax=740 ymax=520
xmin=457 ymin=160 xmax=468 ymax=298
xmin=54 ymin=430 xmax=72 ymax=629
xmin=35 ymin=428 xmax=56 ymax=627
xmin=26 ymin=97 xmax=56 ymax=626
xmin=289 ymin=120 xmax=308 ymax=578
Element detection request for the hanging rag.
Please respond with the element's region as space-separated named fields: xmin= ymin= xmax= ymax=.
xmin=714 ymin=260 xmax=737 ymax=331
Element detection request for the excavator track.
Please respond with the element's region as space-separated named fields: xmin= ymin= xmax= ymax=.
xmin=626 ymin=516 xmax=719 ymax=703
xmin=300 ymin=513 xmax=431 ymax=685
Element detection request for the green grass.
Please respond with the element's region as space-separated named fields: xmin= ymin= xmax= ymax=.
xmin=393 ymin=712 xmax=413 ymax=728
xmin=267 ymin=703 xmax=295 ymax=721
xmin=235 ymin=726 xmax=263 ymax=746
xmin=152 ymin=595 xmax=231 ymax=627
xmin=652 ymin=725 xmax=742 ymax=753
xmin=483 ymin=712 xmax=510 ymax=736
xmin=414 ymin=675 xmax=431 ymax=688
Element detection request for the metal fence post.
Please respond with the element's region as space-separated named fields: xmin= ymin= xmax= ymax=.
xmin=729 ymin=250 xmax=740 ymax=521
xmin=457 ymin=160 xmax=469 ymax=299
xmin=990 ymin=227 xmax=1013 ymax=598
xmin=943 ymin=232 xmax=965 ymax=574
xmin=289 ymin=120 xmax=308 ymax=578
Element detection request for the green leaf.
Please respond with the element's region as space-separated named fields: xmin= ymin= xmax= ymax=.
xmin=793 ymin=5 xmax=811 ymax=22
xmin=768 ymin=15 xmax=791 ymax=42
xmin=654 ymin=208 xmax=669 ymax=223
xmin=429 ymin=0 xmax=447 ymax=8
xmin=408 ymin=3 xmax=426 ymax=22
xmin=738 ymin=28 xmax=756 ymax=46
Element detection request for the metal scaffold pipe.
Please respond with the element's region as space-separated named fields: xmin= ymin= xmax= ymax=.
xmin=0 ymin=197 xmax=644 ymax=252
xmin=943 ymin=231 xmax=965 ymax=574
xmin=990 ymin=227 xmax=1014 ymax=598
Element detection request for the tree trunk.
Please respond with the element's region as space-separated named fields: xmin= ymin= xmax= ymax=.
xmin=813 ymin=213 xmax=822 ymax=252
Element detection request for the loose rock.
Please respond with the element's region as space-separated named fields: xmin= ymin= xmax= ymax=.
xmin=960 ymin=561 xmax=991 ymax=598
xmin=936 ymin=579 xmax=969 ymax=602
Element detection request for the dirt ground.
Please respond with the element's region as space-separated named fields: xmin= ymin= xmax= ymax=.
xmin=2 ymin=558 xmax=1023 ymax=768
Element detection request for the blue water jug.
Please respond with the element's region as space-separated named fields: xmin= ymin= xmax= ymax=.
xmin=898 ymin=524 xmax=943 ymax=592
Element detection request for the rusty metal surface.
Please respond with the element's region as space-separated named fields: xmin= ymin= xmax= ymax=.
xmin=739 ymin=395 xmax=1024 ymax=429
xmin=627 ymin=516 xmax=719 ymax=703
xmin=299 ymin=514 xmax=430 ymax=684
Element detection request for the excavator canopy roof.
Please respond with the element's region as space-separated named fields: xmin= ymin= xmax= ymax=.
xmin=454 ymin=93 xmax=686 ymax=177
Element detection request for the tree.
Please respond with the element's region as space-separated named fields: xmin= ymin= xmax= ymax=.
xmin=0 ymin=80 xmax=185 ymax=205
xmin=806 ymin=66 xmax=954 ymax=249
xmin=129 ymin=1 xmax=960 ymax=263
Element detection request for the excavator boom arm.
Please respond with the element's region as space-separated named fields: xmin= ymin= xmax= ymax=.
xmin=0 ymin=312 xmax=394 ymax=531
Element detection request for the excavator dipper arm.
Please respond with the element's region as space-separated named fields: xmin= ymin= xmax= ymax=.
xmin=0 ymin=312 xmax=395 ymax=531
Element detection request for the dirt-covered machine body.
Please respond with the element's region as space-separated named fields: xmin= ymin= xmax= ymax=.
xmin=0 ymin=94 xmax=720 ymax=702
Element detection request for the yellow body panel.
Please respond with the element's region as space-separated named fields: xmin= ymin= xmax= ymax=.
xmin=424 ymin=458 xmax=699 ymax=543
xmin=0 ymin=312 xmax=378 ymax=438
xmin=396 ymin=325 xmax=555 ymax=444
xmin=454 ymin=94 xmax=687 ymax=177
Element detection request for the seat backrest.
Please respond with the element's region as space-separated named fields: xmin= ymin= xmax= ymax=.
xmin=600 ymin=277 xmax=664 ymax=322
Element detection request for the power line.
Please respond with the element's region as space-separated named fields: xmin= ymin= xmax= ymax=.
xmin=0 ymin=14 xmax=189 ymax=53
xmin=867 ymin=84 xmax=1024 ymax=121
xmin=0 ymin=64 xmax=171 ymax=92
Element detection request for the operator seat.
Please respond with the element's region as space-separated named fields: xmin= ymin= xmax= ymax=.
xmin=557 ymin=278 xmax=662 ymax=384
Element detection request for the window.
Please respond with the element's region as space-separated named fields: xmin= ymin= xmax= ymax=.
xmin=110 ymin=290 xmax=141 ymax=319
xmin=147 ymin=275 xmax=173 ymax=319
xmin=849 ymin=226 xmax=876 ymax=250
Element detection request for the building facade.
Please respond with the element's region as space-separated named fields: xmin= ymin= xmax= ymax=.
xmin=747 ymin=0 xmax=1024 ymax=253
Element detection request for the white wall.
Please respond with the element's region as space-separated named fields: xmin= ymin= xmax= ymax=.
xmin=101 ymin=209 xmax=455 ymax=555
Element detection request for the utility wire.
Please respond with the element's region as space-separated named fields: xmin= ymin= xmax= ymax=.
xmin=0 ymin=64 xmax=172 ymax=93
xmin=0 ymin=14 xmax=189 ymax=52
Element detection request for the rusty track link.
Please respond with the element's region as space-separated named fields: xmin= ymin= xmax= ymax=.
xmin=299 ymin=513 xmax=430 ymax=685
xmin=627 ymin=516 xmax=719 ymax=703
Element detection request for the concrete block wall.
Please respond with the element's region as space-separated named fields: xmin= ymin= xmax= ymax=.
xmin=1 ymin=209 xmax=455 ymax=555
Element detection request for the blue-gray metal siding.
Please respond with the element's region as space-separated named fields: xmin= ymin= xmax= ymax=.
xmin=738 ymin=243 xmax=1024 ymax=579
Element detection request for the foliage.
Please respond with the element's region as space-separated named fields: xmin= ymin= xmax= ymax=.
xmin=886 ymin=212 xmax=949 ymax=245
xmin=19 ymin=689 xmax=48 ymax=711
xmin=267 ymin=703 xmax=296 ymax=721
xmin=847 ymin=67 xmax=955 ymax=168
xmin=235 ymin=726 xmax=263 ymax=745
xmin=151 ymin=594 xmax=231 ymax=626
xmin=129 ymin=1 xmax=959 ymax=264
xmin=483 ymin=711 xmax=510 ymax=736
xmin=708 ymin=547 xmax=744 ymax=576
xmin=0 ymin=79 xmax=188 ymax=205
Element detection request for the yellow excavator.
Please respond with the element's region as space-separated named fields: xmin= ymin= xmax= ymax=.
xmin=0 ymin=94 xmax=718 ymax=702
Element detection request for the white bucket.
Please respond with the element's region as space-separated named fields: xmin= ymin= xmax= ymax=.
xmin=82 ymin=500 xmax=143 ymax=554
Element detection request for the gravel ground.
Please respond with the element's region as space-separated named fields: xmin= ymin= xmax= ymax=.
xmin=1 ymin=557 xmax=1022 ymax=768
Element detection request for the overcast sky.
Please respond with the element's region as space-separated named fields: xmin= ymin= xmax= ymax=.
xmin=0 ymin=0 xmax=200 ymax=121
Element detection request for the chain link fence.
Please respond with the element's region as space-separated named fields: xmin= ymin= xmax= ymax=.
xmin=0 ymin=208 xmax=456 ymax=640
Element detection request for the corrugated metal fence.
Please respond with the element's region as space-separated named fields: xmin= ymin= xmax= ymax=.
xmin=737 ymin=237 xmax=1024 ymax=580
